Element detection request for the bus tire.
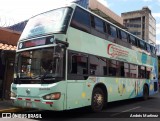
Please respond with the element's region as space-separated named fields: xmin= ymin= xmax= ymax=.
xmin=143 ymin=85 xmax=149 ymax=100
xmin=91 ymin=87 xmax=104 ymax=112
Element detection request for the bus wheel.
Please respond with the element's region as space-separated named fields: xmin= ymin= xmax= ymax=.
xmin=143 ymin=85 xmax=149 ymax=100
xmin=91 ymin=87 xmax=104 ymax=112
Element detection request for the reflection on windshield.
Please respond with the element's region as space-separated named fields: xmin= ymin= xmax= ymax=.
xmin=20 ymin=7 xmax=72 ymax=40
xmin=15 ymin=47 xmax=64 ymax=81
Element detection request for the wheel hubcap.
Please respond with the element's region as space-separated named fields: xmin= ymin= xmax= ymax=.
xmin=94 ymin=93 xmax=103 ymax=106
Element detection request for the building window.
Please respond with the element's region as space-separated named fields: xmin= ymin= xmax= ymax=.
xmin=131 ymin=32 xmax=141 ymax=36
xmin=129 ymin=17 xmax=141 ymax=23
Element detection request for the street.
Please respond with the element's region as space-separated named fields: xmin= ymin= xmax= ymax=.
xmin=1 ymin=92 xmax=160 ymax=121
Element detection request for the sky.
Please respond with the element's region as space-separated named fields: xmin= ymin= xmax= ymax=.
xmin=0 ymin=0 xmax=160 ymax=44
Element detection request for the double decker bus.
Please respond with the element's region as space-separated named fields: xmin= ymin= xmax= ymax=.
xmin=11 ymin=3 xmax=158 ymax=112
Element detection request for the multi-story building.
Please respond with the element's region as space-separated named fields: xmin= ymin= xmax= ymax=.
xmin=121 ymin=7 xmax=156 ymax=45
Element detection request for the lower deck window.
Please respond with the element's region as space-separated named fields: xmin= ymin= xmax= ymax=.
xmin=68 ymin=51 xmax=153 ymax=80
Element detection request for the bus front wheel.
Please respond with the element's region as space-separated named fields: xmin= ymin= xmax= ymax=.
xmin=143 ymin=85 xmax=149 ymax=100
xmin=91 ymin=87 xmax=104 ymax=112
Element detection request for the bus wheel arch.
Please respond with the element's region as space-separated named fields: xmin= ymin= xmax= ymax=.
xmin=143 ymin=83 xmax=149 ymax=100
xmin=91 ymin=83 xmax=108 ymax=112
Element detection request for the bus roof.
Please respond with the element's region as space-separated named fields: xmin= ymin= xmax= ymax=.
xmin=27 ymin=2 xmax=154 ymax=47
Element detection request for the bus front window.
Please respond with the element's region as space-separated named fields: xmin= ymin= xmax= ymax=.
xmin=20 ymin=7 xmax=72 ymax=40
xmin=14 ymin=47 xmax=64 ymax=84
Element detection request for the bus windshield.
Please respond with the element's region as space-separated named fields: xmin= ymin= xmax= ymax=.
xmin=20 ymin=7 xmax=72 ymax=40
xmin=14 ymin=47 xmax=64 ymax=84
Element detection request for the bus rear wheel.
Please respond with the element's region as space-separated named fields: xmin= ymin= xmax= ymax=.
xmin=91 ymin=87 xmax=104 ymax=112
xmin=143 ymin=85 xmax=149 ymax=100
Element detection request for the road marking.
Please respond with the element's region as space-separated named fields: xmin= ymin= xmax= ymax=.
xmin=111 ymin=106 xmax=141 ymax=117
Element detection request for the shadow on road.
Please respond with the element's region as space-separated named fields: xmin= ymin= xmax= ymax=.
xmin=28 ymin=95 xmax=160 ymax=120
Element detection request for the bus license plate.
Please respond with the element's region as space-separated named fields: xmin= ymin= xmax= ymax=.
xmin=26 ymin=102 xmax=32 ymax=108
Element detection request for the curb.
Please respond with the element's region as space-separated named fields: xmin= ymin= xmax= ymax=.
xmin=0 ymin=107 xmax=31 ymax=113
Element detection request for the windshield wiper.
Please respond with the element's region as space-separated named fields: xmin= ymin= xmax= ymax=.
xmin=32 ymin=75 xmax=42 ymax=79
xmin=40 ymin=71 xmax=52 ymax=83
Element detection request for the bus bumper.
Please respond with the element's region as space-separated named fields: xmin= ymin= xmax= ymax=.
xmin=11 ymin=94 xmax=65 ymax=111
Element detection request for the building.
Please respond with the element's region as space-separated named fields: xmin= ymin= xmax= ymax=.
xmin=121 ymin=7 xmax=156 ymax=45
xmin=0 ymin=27 xmax=20 ymax=99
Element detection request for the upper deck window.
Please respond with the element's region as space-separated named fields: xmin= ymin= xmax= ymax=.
xmin=129 ymin=35 xmax=137 ymax=46
xmin=150 ymin=45 xmax=156 ymax=54
xmin=146 ymin=44 xmax=151 ymax=52
xmin=109 ymin=25 xmax=117 ymax=38
xmin=91 ymin=16 xmax=104 ymax=32
xmin=20 ymin=7 xmax=72 ymax=40
xmin=139 ymin=40 xmax=146 ymax=50
xmin=120 ymin=30 xmax=128 ymax=42
xmin=71 ymin=7 xmax=90 ymax=33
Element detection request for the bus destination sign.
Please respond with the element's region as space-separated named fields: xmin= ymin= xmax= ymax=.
xmin=24 ymin=38 xmax=46 ymax=48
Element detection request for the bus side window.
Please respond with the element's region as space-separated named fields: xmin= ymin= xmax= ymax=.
xmin=90 ymin=15 xmax=106 ymax=39
xmin=130 ymin=64 xmax=138 ymax=78
xmin=99 ymin=57 xmax=108 ymax=76
xmin=146 ymin=67 xmax=151 ymax=79
xmin=146 ymin=44 xmax=151 ymax=53
xmin=108 ymin=24 xmax=117 ymax=43
xmin=124 ymin=63 xmax=129 ymax=78
xmin=139 ymin=40 xmax=146 ymax=50
xmin=94 ymin=16 xmax=104 ymax=32
xmin=120 ymin=30 xmax=128 ymax=42
xmin=70 ymin=7 xmax=90 ymax=33
xmin=138 ymin=66 xmax=145 ymax=78
xmin=89 ymin=55 xmax=99 ymax=75
xmin=129 ymin=35 xmax=137 ymax=46
xmin=108 ymin=60 xmax=117 ymax=76
xmin=150 ymin=46 xmax=156 ymax=55
xmin=118 ymin=61 xmax=125 ymax=77
xmin=89 ymin=56 xmax=108 ymax=76
xmin=70 ymin=53 xmax=88 ymax=75
xmin=137 ymin=38 xmax=140 ymax=48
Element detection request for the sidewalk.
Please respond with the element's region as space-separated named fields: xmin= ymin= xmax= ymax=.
xmin=0 ymin=100 xmax=27 ymax=113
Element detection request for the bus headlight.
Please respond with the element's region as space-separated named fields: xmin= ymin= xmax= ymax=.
xmin=10 ymin=92 xmax=17 ymax=98
xmin=43 ymin=92 xmax=61 ymax=100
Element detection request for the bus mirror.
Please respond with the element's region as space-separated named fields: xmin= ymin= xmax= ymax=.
xmin=55 ymin=38 xmax=69 ymax=48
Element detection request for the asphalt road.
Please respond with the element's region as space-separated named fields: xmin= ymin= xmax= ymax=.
xmin=1 ymin=93 xmax=160 ymax=121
